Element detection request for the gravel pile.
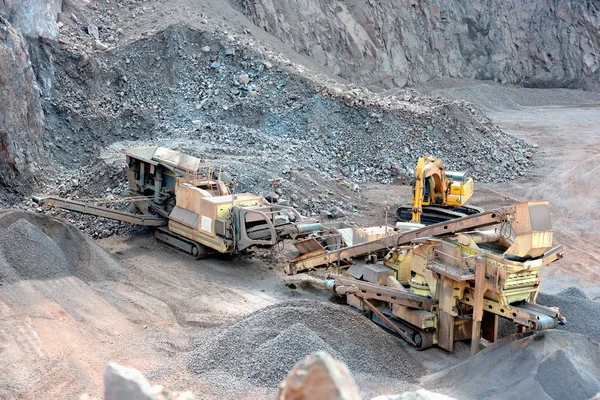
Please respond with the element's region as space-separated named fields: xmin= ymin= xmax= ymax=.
xmin=556 ymin=286 xmax=588 ymax=299
xmin=0 ymin=218 xmax=70 ymax=281
xmin=0 ymin=211 xmax=124 ymax=284
xmin=538 ymin=288 xmax=600 ymax=343
xmin=188 ymin=299 xmax=425 ymax=387
xmin=31 ymin=158 xmax=138 ymax=238
xmin=427 ymin=330 xmax=600 ymax=400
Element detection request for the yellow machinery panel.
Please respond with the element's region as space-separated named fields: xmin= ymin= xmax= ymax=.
xmin=447 ymin=178 xmax=474 ymax=206
xmin=198 ymin=193 xmax=263 ymax=237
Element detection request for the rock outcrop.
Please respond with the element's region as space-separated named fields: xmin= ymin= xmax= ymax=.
xmin=0 ymin=0 xmax=62 ymax=39
xmin=0 ymin=16 xmax=45 ymax=188
xmin=97 ymin=362 xmax=194 ymax=400
xmin=235 ymin=0 xmax=600 ymax=90
xmin=277 ymin=351 xmax=362 ymax=400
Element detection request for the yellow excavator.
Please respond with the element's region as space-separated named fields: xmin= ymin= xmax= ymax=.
xmin=396 ymin=156 xmax=482 ymax=224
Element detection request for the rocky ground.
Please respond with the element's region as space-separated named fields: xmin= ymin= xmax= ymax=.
xmin=1 ymin=0 xmax=600 ymax=399
xmin=14 ymin=18 xmax=533 ymax=238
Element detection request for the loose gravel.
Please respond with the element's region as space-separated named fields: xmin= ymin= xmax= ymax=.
xmin=0 ymin=210 xmax=124 ymax=284
xmin=428 ymin=330 xmax=600 ymax=400
xmin=538 ymin=287 xmax=600 ymax=343
xmin=19 ymin=25 xmax=536 ymax=240
xmin=188 ymin=299 xmax=425 ymax=387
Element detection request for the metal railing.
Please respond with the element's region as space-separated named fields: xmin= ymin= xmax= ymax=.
xmin=427 ymin=248 xmax=478 ymax=278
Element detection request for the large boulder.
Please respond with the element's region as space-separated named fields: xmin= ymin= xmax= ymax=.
xmin=372 ymin=391 xmax=456 ymax=400
xmin=0 ymin=16 xmax=45 ymax=188
xmin=103 ymin=362 xmax=194 ymax=400
xmin=277 ymin=351 xmax=362 ymax=400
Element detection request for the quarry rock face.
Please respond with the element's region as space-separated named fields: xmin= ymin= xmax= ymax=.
xmin=0 ymin=0 xmax=62 ymax=39
xmin=236 ymin=0 xmax=600 ymax=90
xmin=0 ymin=16 xmax=45 ymax=187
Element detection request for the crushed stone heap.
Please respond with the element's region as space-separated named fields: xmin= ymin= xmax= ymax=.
xmin=188 ymin=299 xmax=425 ymax=388
xmin=426 ymin=330 xmax=600 ymax=400
xmin=0 ymin=210 xmax=124 ymax=284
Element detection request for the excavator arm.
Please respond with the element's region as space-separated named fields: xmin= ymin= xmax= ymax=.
xmin=412 ymin=156 xmax=449 ymax=223
xmin=411 ymin=157 xmax=425 ymax=223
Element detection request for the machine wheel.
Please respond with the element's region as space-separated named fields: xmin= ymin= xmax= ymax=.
xmin=413 ymin=330 xmax=434 ymax=351
xmin=191 ymin=244 xmax=209 ymax=260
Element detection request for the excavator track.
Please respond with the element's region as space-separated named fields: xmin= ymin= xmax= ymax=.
xmin=153 ymin=227 xmax=209 ymax=259
xmin=396 ymin=205 xmax=483 ymax=225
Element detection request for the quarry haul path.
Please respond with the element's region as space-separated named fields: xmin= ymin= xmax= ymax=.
xmin=1 ymin=83 xmax=600 ymax=399
xmin=482 ymin=103 xmax=600 ymax=299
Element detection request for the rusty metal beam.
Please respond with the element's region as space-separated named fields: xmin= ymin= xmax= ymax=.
xmin=332 ymin=275 xmax=436 ymax=309
xmin=356 ymin=296 xmax=417 ymax=346
xmin=286 ymin=205 xmax=516 ymax=274
xmin=33 ymin=195 xmax=167 ymax=227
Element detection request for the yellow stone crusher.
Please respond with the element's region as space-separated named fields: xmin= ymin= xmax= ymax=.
xmin=288 ymin=201 xmax=565 ymax=353
xmin=33 ymin=147 xmax=325 ymax=257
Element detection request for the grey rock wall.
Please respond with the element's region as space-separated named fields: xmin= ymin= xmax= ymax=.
xmin=236 ymin=0 xmax=600 ymax=90
xmin=0 ymin=16 xmax=45 ymax=187
xmin=0 ymin=0 xmax=62 ymax=39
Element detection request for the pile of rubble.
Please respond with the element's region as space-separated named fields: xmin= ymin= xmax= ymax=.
xmin=426 ymin=329 xmax=600 ymax=400
xmin=538 ymin=287 xmax=600 ymax=343
xmin=0 ymin=210 xmax=124 ymax=284
xmin=188 ymin=300 xmax=424 ymax=393
xmin=21 ymin=22 xmax=534 ymax=233
xmin=92 ymin=355 xmax=449 ymax=400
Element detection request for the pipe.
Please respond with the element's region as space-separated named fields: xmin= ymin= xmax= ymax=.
xmin=465 ymin=230 xmax=513 ymax=248
xmin=324 ymin=279 xmax=336 ymax=292
xmin=295 ymin=223 xmax=323 ymax=233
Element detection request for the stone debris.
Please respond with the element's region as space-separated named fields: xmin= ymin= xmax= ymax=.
xmin=104 ymin=362 xmax=154 ymax=400
xmin=425 ymin=330 xmax=600 ymax=400
xmin=0 ymin=211 xmax=124 ymax=284
xmin=188 ymin=300 xmax=425 ymax=388
xmin=537 ymin=289 xmax=600 ymax=343
xmin=87 ymin=356 xmax=447 ymax=400
xmin=87 ymin=24 xmax=99 ymax=40
xmin=373 ymin=391 xmax=456 ymax=400
xmin=81 ymin=362 xmax=195 ymax=400
xmin=17 ymin=24 xmax=536 ymax=236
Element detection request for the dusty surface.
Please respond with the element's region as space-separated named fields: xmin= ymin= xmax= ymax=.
xmin=425 ymin=330 xmax=600 ymax=400
xmin=0 ymin=213 xmax=334 ymax=399
xmin=460 ymin=85 xmax=600 ymax=298
xmin=0 ymin=0 xmax=599 ymax=398
xmin=2 ymin=82 xmax=600 ymax=400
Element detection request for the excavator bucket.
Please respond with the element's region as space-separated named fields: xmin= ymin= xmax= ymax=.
xmin=504 ymin=200 xmax=553 ymax=259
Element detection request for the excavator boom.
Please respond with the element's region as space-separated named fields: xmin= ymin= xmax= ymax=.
xmin=411 ymin=157 xmax=425 ymax=223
